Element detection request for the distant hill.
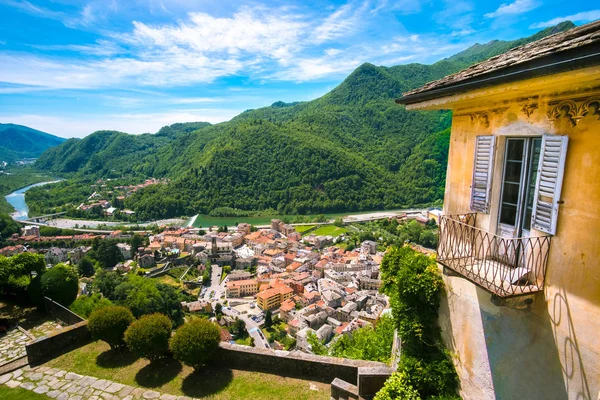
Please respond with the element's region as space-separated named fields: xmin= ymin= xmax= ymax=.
xmin=32 ymin=22 xmax=575 ymax=220
xmin=0 ymin=124 xmax=66 ymax=162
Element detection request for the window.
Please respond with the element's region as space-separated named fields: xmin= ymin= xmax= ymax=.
xmin=470 ymin=135 xmax=568 ymax=236
xmin=498 ymin=138 xmax=542 ymax=234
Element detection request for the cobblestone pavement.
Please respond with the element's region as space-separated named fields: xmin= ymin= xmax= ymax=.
xmin=0 ymin=365 xmax=198 ymax=400
xmin=28 ymin=321 xmax=64 ymax=338
xmin=0 ymin=329 xmax=31 ymax=365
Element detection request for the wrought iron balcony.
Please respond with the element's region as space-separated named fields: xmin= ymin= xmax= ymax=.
xmin=437 ymin=213 xmax=551 ymax=297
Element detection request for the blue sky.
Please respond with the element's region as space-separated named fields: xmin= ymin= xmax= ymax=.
xmin=0 ymin=0 xmax=598 ymax=138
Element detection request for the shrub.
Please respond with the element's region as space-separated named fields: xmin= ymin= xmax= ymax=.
xmin=374 ymin=372 xmax=420 ymax=400
xmin=40 ymin=264 xmax=79 ymax=307
xmin=170 ymin=318 xmax=221 ymax=369
xmin=69 ymin=294 xmax=113 ymax=318
xmin=124 ymin=313 xmax=172 ymax=361
xmin=88 ymin=306 xmax=134 ymax=350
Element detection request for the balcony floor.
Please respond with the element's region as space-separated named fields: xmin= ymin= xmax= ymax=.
xmin=439 ymin=257 xmax=543 ymax=297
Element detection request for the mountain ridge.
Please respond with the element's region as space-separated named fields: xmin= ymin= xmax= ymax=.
xmin=0 ymin=123 xmax=66 ymax=162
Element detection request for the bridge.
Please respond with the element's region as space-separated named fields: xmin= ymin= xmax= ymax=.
xmin=21 ymin=212 xmax=68 ymax=224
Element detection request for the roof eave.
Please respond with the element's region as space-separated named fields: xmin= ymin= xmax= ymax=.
xmin=395 ymin=43 xmax=600 ymax=106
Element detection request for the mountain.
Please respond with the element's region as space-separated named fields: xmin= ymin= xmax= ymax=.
xmin=0 ymin=124 xmax=66 ymax=162
xmin=32 ymin=22 xmax=575 ymax=220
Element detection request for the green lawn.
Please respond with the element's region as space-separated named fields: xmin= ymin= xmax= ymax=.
xmin=0 ymin=386 xmax=49 ymax=400
xmin=234 ymin=336 xmax=253 ymax=346
xmin=45 ymin=341 xmax=329 ymax=400
xmin=305 ymin=225 xmax=348 ymax=237
xmin=294 ymin=225 xmax=315 ymax=234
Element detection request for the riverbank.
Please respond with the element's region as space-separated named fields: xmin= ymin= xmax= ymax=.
xmin=0 ymin=167 xmax=55 ymax=214
xmin=4 ymin=180 xmax=61 ymax=219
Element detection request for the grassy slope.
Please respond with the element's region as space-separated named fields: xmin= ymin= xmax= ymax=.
xmin=45 ymin=341 xmax=329 ymax=400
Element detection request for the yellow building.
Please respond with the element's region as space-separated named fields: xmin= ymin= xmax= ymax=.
xmin=396 ymin=22 xmax=600 ymax=400
xmin=225 ymin=279 xmax=259 ymax=298
xmin=256 ymin=286 xmax=294 ymax=311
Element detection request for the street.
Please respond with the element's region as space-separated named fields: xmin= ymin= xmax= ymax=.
xmin=200 ymin=264 xmax=270 ymax=349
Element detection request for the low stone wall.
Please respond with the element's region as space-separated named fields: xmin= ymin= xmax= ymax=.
xmin=26 ymin=321 xmax=91 ymax=366
xmin=24 ymin=323 xmax=390 ymax=388
xmin=214 ymin=343 xmax=388 ymax=384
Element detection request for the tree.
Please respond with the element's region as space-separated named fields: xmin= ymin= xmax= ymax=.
xmin=88 ymin=306 xmax=135 ymax=350
xmin=307 ymin=332 xmax=327 ymax=355
xmin=40 ymin=264 xmax=79 ymax=307
xmin=77 ymin=257 xmax=95 ymax=277
xmin=231 ymin=318 xmax=247 ymax=338
xmin=96 ymin=241 xmax=123 ymax=269
xmin=215 ymin=302 xmax=223 ymax=317
xmin=264 ymin=310 xmax=273 ymax=328
xmin=69 ymin=294 xmax=112 ymax=318
xmin=124 ymin=313 xmax=172 ymax=361
xmin=374 ymin=372 xmax=420 ymax=400
xmin=170 ymin=318 xmax=221 ymax=370
xmin=93 ymin=270 xmax=125 ymax=300
xmin=130 ymin=234 xmax=145 ymax=251
xmin=12 ymin=252 xmax=45 ymax=279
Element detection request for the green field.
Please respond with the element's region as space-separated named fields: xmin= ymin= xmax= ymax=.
xmin=303 ymin=225 xmax=348 ymax=237
xmin=294 ymin=225 xmax=316 ymax=234
xmin=45 ymin=341 xmax=329 ymax=400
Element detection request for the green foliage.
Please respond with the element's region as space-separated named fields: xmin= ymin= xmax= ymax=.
xmin=124 ymin=313 xmax=172 ymax=361
xmin=379 ymin=245 xmax=458 ymax=399
xmin=95 ymin=242 xmax=123 ymax=269
xmin=93 ymin=270 xmax=125 ymax=300
xmin=40 ymin=264 xmax=79 ymax=307
xmin=110 ymin=275 xmax=188 ymax=325
xmin=306 ymin=332 xmax=328 ymax=355
xmin=170 ymin=318 xmax=221 ymax=370
xmin=69 ymin=293 xmax=113 ymax=318
xmin=77 ymin=257 xmax=95 ymax=277
xmin=0 ymin=253 xmax=45 ymax=302
xmin=229 ymin=318 xmax=247 ymax=339
xmin=0 ymin=213 xmax=21 ymax=245
xmin=374 ymin=372 xmax=420 ymax=400
xmin=264 ymin=310 xmax=273 ymax=328
xmin=329 ymin=313 xmax=395 ymax=363
xmin=380 ymin=246 xmax=443 ymax=347
xmin=88 ymin=305 xmax=134 ymax=350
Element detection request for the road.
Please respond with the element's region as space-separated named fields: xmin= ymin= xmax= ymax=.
xmin=222 ymin=307 xmax=270 ymax=349
xmin=200 ymin=265 xmax=270 ymax=349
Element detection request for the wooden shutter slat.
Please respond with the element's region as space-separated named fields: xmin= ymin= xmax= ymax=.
xmin=470 ymin=136 xmax=496 ymax=214
xmin=532 ymin=135 xmax=568 ymax=235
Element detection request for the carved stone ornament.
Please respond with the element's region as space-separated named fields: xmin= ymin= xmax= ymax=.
xmin=547 ymin=97 xmax=600 ymax=126
xmin=521 ymin=103 xmax=538 ymax=118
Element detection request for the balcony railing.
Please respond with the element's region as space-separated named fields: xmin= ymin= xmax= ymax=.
xmin=437 ymin=213 xmax=551 ymax=297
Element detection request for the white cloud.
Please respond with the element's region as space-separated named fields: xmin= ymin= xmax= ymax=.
xmin=0 ymin=109 xmax=240 ymax=138
xmin=313 ymin=2 xmax=368 ymax=44
xmin=433 ymin=0 xmax=474 ymax=31
xmin=529 ymin=10 xmax=600 ymax=28
xmin=485 ymin=0 xmax=539 ymax=18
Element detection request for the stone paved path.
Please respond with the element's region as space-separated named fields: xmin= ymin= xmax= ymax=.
xmin=0 ymin=329 xmax=31 ymax=365
xmin=0 ymin=365 xmax=197 ymax=400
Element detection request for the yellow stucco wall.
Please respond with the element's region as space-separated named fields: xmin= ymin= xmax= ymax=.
xmin=412 ymin=67 xmax=600 ymax=399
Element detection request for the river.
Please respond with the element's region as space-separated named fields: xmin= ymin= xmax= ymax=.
xmin=5 ymin=181 xmax=62 ymax=221
xmin=6 ymin=181 xmax=426 ymax=228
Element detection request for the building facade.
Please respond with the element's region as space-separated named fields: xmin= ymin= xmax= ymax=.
xmin=397 ymin=22 xmax=600 ymax=400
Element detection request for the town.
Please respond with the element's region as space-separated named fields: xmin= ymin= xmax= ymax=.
xmin=0 ymin=210 xmax=441 ymax=355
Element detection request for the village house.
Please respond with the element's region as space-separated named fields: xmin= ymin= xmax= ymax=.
xmin=395 ymin=21 xmax=600 ymax=400
xmin=226 ymin=279 xmax=259 ymax=298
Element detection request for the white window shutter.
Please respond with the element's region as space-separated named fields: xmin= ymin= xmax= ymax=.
xmin=532 ymin=135 xmax=568 ymax=235
xmin=470 ymin=136 xmax=496 ymax=213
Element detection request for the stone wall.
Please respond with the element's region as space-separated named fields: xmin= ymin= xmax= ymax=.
xmin=214 ymin=342 xmax=388 ymax=385
xmin=26 ymin=321 xmax=90 ymax=366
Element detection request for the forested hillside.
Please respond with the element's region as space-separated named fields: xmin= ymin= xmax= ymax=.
xmin=0 ymin=124 xmax=66 ymax=162
xmin=31 ymin=22 xmax=574 ymax=219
